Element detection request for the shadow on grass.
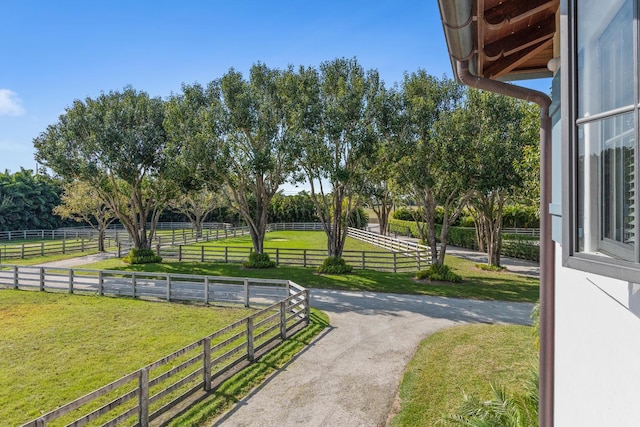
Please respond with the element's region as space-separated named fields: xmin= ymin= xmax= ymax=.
xmin=161 ymin=310 xmax=332 ymax=426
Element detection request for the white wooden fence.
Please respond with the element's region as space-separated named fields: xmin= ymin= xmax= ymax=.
xmin=6 ymin=266 xmax=310 ymax=427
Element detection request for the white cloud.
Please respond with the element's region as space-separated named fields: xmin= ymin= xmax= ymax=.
xmin=0 ymin=89 xmax=25 ymax=116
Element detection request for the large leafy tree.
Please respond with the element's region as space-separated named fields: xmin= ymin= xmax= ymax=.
xmin=395 ymin=71 xmax=466 ymax=265
xmin=462 ymin=89 xmax=539 ymax=266
xmin=165 ymin=64 xmax=300 ymax=254
xmin=34 ymin=87 xmax=176 ymax=250
xmin=361 ymin=83 xmax=404 ymax=236
xmin=54 ymin=180 xmax=115 ymax=251
xmin=293 ymin=58 xmax=377 ymax=258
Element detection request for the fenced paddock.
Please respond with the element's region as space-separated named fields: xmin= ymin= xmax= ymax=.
xmin=4 ymin=265 xmax=310 ymax=427
xmin=0 ymin=222 xmax=433 ymax=271
xmin=161 ymin=244 xmax=428 ymax=272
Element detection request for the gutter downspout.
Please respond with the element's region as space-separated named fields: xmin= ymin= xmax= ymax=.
xmin=456 ymin=60 xmax=555 ymax=427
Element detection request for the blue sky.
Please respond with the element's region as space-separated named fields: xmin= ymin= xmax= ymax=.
xmin=0 ymin=0 xmax=550 ymax=174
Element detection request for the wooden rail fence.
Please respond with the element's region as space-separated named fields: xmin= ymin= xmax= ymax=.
xmin=161 ymin=245 xmax=426 ymax=272
xmin=4 ymin=266 xmax=310 ymax=427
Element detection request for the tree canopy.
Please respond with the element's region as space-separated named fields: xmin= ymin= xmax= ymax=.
xmin=34 ymin=87 xmax=176 ymax=250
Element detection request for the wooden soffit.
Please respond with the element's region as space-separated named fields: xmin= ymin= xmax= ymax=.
xmin=477 ymin=0 xmax=559 ymax=79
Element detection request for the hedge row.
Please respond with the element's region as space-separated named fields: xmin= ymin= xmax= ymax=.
xmin=388 ymin=219 xmax=539 ymax=262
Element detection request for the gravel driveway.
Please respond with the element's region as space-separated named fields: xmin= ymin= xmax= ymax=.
xmin=212 ymin=289 xmax=534 ymax=426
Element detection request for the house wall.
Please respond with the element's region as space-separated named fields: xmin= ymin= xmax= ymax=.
xmin=555 ymin=244 xmax=640 ymax=426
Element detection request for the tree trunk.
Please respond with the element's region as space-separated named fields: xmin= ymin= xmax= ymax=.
xmin=195 ymin=218 xmax=203 ymax=238
xmin=98 ymin=227 xmax=105 ymax=252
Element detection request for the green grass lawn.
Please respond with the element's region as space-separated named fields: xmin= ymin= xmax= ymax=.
xmin=0 ymin=290 xmax=252 ymax=425
xmin=390 ymin=324 xmax=538 ymax=426
xmin=197 ymin=230 xmax=390 ymax=252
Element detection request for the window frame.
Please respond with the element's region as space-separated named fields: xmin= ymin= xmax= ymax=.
xmin=563 ymin=0 xmax=640 ymax=282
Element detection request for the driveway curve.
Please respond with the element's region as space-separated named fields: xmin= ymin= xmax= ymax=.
xmin=212 ymin=289 xmax=534 ymax=426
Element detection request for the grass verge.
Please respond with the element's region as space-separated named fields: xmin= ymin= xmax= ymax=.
xmin=389 ymin=324 xmax=537 ymax=427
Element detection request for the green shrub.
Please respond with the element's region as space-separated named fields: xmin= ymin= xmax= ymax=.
xmin=441 ymin=369 xmax=539 ymax=427
xmin=416 ymin=263 xmax=462 ymax=283
xmin=476 ymin=263 xmax=506 ymax=272
xmin=345 ymin=206 xmax=369 ymax=229
xmin=393 ymin=207 xmax=416 ymax=221
xmin=389 ymin=219 xmax=423 ymax=238
xmin=243 ymin=252 xmax=276 ymax=269
xmin=317 ymin=257 xmax=353 ymax=274
xmin=122 ymin=248 xmax=162 ymax=264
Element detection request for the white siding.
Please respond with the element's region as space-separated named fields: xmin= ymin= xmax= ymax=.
xmin=555 ymin=244 xmax=640 ymax=426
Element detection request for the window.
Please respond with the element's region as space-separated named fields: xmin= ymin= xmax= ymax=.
xmin=572 ymin=0 xmax=638 ymax=267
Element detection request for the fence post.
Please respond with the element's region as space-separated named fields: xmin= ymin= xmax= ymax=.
xmin=224 ymin=247 xmax=228 ymax=263
xmin=62 ymin=239 xmax=66 ymax=254
xmin=40 ymin=267 xmax=44 ymax=291
xmin=132 ymin=273 xmax=137 ymax=298
xmin=201 ymin=246 xmax=205 ymax=262
xmin=138 ymin=368 xmax=150 ymax=427
xmin=172 ymin=229 xmax=175 ymax=246
xmin=13 ymin=266 xmax=18 ymax=289
xmin=41 ymin=242 xmax=44 ymax=257
xmin=305 ymin=290 xmax=311 ymax=325
xmin=247 ymin=317 xmax=255 ymax=362
xmin=393 ymin=253 xmax=397 ymax=273
xmin=204 ymin=277 xmax=210 ymax=305
xmin=166 ymin=275 xmax=171 ymax=302
xmin=276 ymin=248 xmax=279 ymax=265
xmin=23 ymin=230 xmax=27 ymax=240
xmin=21 ymin=243 xmax=24 ymax=259
xmin=203 ymin=337 xmax=212 ymax=391
xmin=244 ymin=278 xmax=249 ymax=307
xmin=81 ymin=238 xmax=85 ymax=252
xmin=99 ymin=271 xmax=104 ymax=296
xmin=118 ymin=242 xmax=122 ymax=258
xmin=362 ymin=252 xmax=365 ymax=269
xmin=179 ymin=246 xmax=182 ymax=262
xmin=303 ymin=249 xmax=307 ymax=268
xmin=68 ymin=269 xmax=74 ymax=294
xmin=156 ymin=241 xmax=161 ymax=257
xmin=280 ymin=301 xmax=287 ymax=340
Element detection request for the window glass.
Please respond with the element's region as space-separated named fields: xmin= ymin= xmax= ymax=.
xmin=577 ymin=0 xmax=633 ymax=118
xmin=578 ymin=112 xmax=635 ymax=261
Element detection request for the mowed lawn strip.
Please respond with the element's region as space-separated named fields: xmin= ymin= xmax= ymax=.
xmin=390 ymin=324 xmax=538 ymax=427
xmin=81 ymin=254 xmax=539 ymax=303
xmin=0 ymin=290 xmax=250 ymax=425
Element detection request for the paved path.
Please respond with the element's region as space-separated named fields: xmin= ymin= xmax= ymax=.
xmin=212 ymin=290 xmax=534 ymax=427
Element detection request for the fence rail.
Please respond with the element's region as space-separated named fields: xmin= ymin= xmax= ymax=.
xmin=0 ymin=238 xmax=118 ymax=262
xmin=161 ymin=244 xmax=426 ymax=272
xmin=5 ymin=265 xmax=310 ymax=427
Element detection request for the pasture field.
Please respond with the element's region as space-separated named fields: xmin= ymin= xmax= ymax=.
xmin=0 ymin=290 xmax=249 ymax=425
xmin=197 ymin=230 xmax=386 ymax=251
